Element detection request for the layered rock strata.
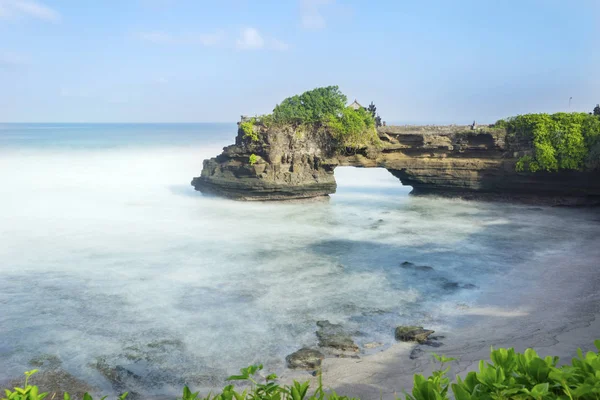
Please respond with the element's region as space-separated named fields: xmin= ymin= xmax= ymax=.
xmin=192 ymin=122 xmax=600 ymax=203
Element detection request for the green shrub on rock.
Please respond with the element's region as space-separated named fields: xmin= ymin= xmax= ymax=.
xmin=499 ymin=112 xmax=600 ymax=172
xmin=245 ymin=86 xmax=381 ymax=152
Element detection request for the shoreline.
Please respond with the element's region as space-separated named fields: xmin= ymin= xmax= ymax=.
xmin=283 ymin=234 xmax=600 ymax=399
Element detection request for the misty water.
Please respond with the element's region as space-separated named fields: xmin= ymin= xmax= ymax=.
xmin=1 ymin=124 xmax=599 ymax=396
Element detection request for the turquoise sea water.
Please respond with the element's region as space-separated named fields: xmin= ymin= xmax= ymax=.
xmin=1 ymin=124 xmax=599 ymax=397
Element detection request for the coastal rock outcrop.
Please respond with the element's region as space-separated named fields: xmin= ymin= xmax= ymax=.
xmin=394 ymin=326 xmax=435 ymax=343
xmin=192 ymin=121 xmax=600 ymax=203
xmin=285 ymin=348 xmax=325 ymax=370
xmin=315 ymin=320 xmax=359 ymax=352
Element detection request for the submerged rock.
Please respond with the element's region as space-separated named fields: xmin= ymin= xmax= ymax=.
xmin=8 ymin=354 xmax=96 ymax=398
xmin=316 ymin=320 xmax=359 ymax=352
xmin=400 ymin=262 xmax=434 ymax=271
xmin=285 ymin=348 xmax=324 ymax=370
xmin=409 ymin=347 xmax=424 ymax=360
xmin=395 ymin=326 xmax=435 ymax=343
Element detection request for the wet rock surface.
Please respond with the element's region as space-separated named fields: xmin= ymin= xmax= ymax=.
xmin=400 ymin=261 xmax=434 ymax=271
xmin=7 ymin=355 xmax=96 ymax=398
xmin=285 ymin=348 xmax=325 ymax=370
xmin=316 ymin=320 xmax=359 ymax=352
xmin=395 ymin=326 xmax=435 ymax=343
xmin=91 ymin=337 xmax=227 ymax=396
xmin=193 ymin=122 xmax=600 ymax=203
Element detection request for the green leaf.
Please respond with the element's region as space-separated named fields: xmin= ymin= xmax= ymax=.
xmin=64 ymin=393 xmax=71 ymax=400
xmin=451 ymin=384 xmax=471 ymax=400
xmin=82 ymin=393 xmax=93 ymax=400
xmin=531 ymin=382 xmax=549 ymax=397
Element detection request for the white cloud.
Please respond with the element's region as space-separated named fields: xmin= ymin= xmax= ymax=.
xmin=235 ymin=28 xmax=288 ymax=51
xmin=236 ymin=27 xmax=265 ymax=50
xmin=0 ymin=0 xmax=60 ymax=22
xmin=300 ymin=0 xmax=333 ymax=30
xmin=190 ymin=31 xmax=225 ymax=47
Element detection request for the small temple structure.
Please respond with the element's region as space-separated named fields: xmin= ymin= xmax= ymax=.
xmin=348 ymin=99 xmax=363 ymax=110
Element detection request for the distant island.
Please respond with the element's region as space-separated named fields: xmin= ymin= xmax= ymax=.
xmin=192 ymin=86 xmax=600 ymax=205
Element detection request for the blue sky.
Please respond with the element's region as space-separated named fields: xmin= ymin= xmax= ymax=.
xmin=0 ymin=0 xmax=598 ymax=123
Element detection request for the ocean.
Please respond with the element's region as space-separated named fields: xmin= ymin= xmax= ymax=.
xmin=1 ymin=123 xmax=599 ymax=397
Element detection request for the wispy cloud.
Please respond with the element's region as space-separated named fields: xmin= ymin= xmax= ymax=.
xmin=0 ymin=0 xmax=61 ymax=22
xmin=271 ymin=38 xmax=290 ymax=51
xmin=136 ymin=31 xmax=174 ymax=44
xmin=0 ymin=51 xmax=26 ymax=68
xmin=299 ymin=0 xmax=333 ymax=30
xmin=236 ymin=28 xmax=289 ymax=51
xmin=136 ymin=30 xmax=226 ymax=47
xmin=236 ymin=27 xmax=265 ymax=50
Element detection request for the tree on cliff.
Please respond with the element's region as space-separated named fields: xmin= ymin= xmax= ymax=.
xmin=367 ymin=102 xmax=382 ymax=127
xmin=594 ymin=104 xmax=600 ymax=116
xmin=367 ymin=102 xmax=376 ymax=118
xmin=272 ymin=86 xmax=347 ymax=125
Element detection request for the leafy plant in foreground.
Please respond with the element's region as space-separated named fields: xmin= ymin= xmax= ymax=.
xmin=4 ymin=340 xmax=600 ymax=400
xmin=1 ymin=370 xmax=128 ymax=400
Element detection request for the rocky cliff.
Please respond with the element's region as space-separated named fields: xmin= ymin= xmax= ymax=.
xmin=192 ymin=122 xmax=600 ymax=204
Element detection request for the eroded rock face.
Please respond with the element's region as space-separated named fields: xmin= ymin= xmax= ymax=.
xmin=192 ymin=123 xmax=600 ymax=203
xmin=192 ymin=124 xmax=337 ymax=200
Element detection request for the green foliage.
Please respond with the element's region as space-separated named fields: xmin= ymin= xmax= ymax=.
xmin=241 ymin=118 xmax=259 ymax=142
xmin=325 ymin=107 xmax=380 ymax=152
xmin=272 ymin=86 xmax=347 ymax=125
xmin=247 ymin=86 xmax=380 ymax=152
xmin=4 ymin=341 xmax=600 ymax=400
xmin=594 ymin=105 xmax=600 ymax=116
xmin=249 ymin=154 xmax=258 ymax=165
xmin=1 ymin=370 xmax=127 ymax=400
xmin=406 ymin=340 xmax=600 ymax=400
xmin=500 ymin=112 xmax=600 ymax=172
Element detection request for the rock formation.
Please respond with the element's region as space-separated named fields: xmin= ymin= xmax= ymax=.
xmin=192 ymin=121 xmax=600 ymax=204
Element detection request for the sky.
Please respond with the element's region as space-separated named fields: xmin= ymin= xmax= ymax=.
xmin=0 ymin=0 xmax=599 ymax=123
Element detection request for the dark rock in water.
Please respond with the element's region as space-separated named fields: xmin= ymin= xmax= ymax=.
xmin=400 ymin=262 xmax=434 ymax=271
xmin=29 ymin=354 xmax=62 ymax=369
xmin=439 ymin=279 xmax=477 ymax=290
xmin=409 ymin=347 xmax=424 ymax=360
xmin=285 ymin=348 xmax=324 ymax=370
xmin=441 ymin=281 xmax=460 ymax=290
xmin=395 ymin=326 xmax=435 ymax=343
xmin=316 ymin=320 xmax=359 ymax=352
xmin=92 ymin=336 xmax=228 ymax=395
xmin=429 ymin=335 xmax=446 ymax=341
xmin=12 ymin=356 xmax=95 ymax=399
xmin=421 ymin=339 xmax=444 ymax=348
xmin=93 ymin=358 xmax=142 ymax=393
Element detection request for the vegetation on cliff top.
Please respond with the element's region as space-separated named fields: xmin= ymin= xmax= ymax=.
xmin=5 ymin=340 xmax=600 ymax=400
xmin=244 ymin=86 xmax=380 ymax=152
xmin=495 ymin=112 xmax=600 ymax=172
